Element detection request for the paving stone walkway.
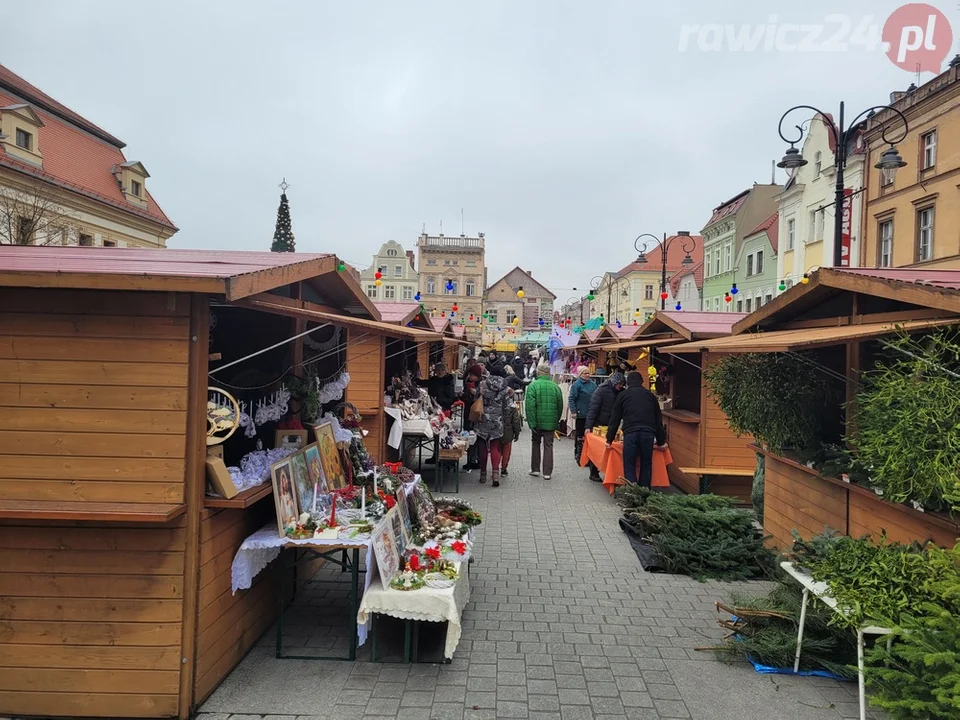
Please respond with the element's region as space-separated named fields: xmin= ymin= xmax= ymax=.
xmin=198 ymin=432 xmax=883 ymax=720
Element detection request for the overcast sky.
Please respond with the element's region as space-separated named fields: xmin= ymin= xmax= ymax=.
xmin=4 ymin=1 xmax=950 ymax=298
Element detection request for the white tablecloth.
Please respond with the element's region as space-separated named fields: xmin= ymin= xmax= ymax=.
xmin=358 ymin=562 xmax=471 ymax=659
xmin=383 ymin=406 xmax=404 ymax=449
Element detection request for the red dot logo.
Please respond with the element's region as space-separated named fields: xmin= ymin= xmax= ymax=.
xmin=883 ymin=3 xmax=953 ymax=73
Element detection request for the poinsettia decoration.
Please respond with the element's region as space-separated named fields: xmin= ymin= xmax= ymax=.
xmin=425 ymin=546 xmax=441 ymax=561
xmin=450 ymin=540 xmax=467 ymax=555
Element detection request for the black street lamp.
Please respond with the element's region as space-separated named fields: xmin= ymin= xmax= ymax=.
xmin=633 ymin=232 xmax=696 ymax=310
xmin=777 ymin=102 xmax=909 ymax=268
xmin=589 ymin=275 xmax=630 ymax=324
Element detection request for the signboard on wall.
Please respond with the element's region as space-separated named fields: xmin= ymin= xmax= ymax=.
xmin=840 ymin=188 xmax=853 ymax=267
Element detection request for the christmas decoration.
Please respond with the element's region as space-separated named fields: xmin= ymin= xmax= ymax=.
xmin=779 ymin=280 xmax=787 ymax=291
xmin=516 ymin=287 xmax=525 ymax=299
xmin=660 ymin=291 xmax=669 ymax=300
xmin=724 ymin=294 xmax=732 ymax=303
xmin=801 ymin=273 xmax=810 ymax=284
xmin=675 ymin=303 xmax=682 ymax=311
xmin=452 ymin=304 xmax=458 ymax=312
xmin=414 ymin=292 xmax=421 ymax=301
xmin=374 ymin=270 xmax=382 ymax=280
xmin=730 ymin=283 xmax=739 ymax=295
xmin=337 ymin=261 xmax=346 ymax=272
xmin=445 ymin=279 xmax=454 ymax=291
xmin=270 ymin=181 xmax=296 ymax=252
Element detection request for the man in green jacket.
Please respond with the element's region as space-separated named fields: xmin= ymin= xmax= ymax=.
xmin=525 ymin=363 xmax=564 ymax=479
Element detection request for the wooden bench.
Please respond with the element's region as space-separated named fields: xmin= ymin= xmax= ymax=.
xmin=678 ymin=467 xmax=754 ymax=496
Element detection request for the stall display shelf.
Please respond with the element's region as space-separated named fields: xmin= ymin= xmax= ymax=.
xmin=0 ymin=500 xmax=187 ymax=523
xmin=205 ymin=483 xmax=273 ymax=509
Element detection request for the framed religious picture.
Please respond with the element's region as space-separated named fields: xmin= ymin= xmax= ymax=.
xmin=302 ymin=442 xmax=328 ymax=512
xmin=289 ymin=451 xmax=312 ymax=515
xmin=275 ymin=429 xmax=308 ymax=452
xmin=371 ymin=510 xmax=401 ymax=590
xmin=315 ymin=422 xmax=348 ymax=489
xmin=395 ymin=487 xmax=414 ymax=549
xmin=270 ymin=458 xmax=300 ymax=537
xmin=389 ymin=505 xmax=408 ymax=557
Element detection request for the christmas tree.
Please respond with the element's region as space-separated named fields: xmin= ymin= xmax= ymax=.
xmin=270 ymin=180 xmax=296 ymax=252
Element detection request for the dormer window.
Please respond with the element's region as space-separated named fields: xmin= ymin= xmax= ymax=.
xmin=0 ymin=104 xmax=44 ymax=166
xmin=112 ymin=160 xmax=150 ymax=208
xmin=131 ymin=180 xmax=142 ymax=197
xmin=15 ymin=128 xmax=32 ymax=151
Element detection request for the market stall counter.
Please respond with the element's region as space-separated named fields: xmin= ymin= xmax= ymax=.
xmin=579 ymin=432 xmax=672 ymax=494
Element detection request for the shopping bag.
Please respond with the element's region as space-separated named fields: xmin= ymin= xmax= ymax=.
xmin=469 ymin=396 xmax=484 ymax=422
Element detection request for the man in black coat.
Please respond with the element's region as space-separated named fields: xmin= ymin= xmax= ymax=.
xmin=585 ymin=371 xmax=625 ymax=431
xmin=606 ymin=372 xmax=666 ymax=488
xmin=486 ymin=351 xmax=507 ymax=377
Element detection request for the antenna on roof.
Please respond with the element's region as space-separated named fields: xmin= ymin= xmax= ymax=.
xmin=461 ymin=208 xmax=464 ymax=236
xmin=770 ymin=160 xmax=775 ymax=184
xmin=440 ymin=220 xmax=443 ymax=234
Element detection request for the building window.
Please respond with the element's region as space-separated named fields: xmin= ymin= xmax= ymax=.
xmin=746 ymin=255 xmax=754 ymax=277
xmin=724 ymin=244 xmax=731 ymax=272
xmin=922 ymin=131 xmax=937 ymax=170
xmin=765 ymin=293 xmax=773 ymax=304
xmin=366 ymin=285 xmax=378 ymax=298
xmin=377 ymin=265 xmax=387 ymax=275
xmin=78 ymin=233 xmax=93 ymax=247
xmin=15 ymin=128 xmax=32 ymax=151
xmin=444 ymin=259 xmax=451 ymax=266
xmin=505 ymin=310 xmax=517 ymax=324
xmin=427 ymin=259 xmax=437 ymax=266
xmin=426 ymin=277 xmax=436 ymax=294
xmin=786 ymin=279 xmax=794 ymax=289
xmin=402 ymin=286 xmax=413 ymax=300
xmin=384 ymin=285 xmax=396 ymax=299
xmin=736 ymin=299 xmax=743 ymax=312
xmin=787 ymin=218 xmax=795 ymax=250
xmin=644 ymin=284 xmax=654 ymax=300
xmin=745 ymin=297 xmax=753 ymax=312
xmin=878 ymin=220 xmax=893 ymax=267
xmin=451 ymin=260 xmax=459 ymax=266
xmin=465 ymin=281 xmax=475 ymax=297
xmin=130 ymin=180 xmax=142 ymax=197
xmin=815 ymin=211 xmax=824 ymax=241
xmin=102 ymin=239 xmax=116 ymax=247
xmin=917 ymin=207 xmax=934 ymax=262
xmin=394 ymin=265 xmax=402 ymax=277
xmin=15 ymin=217 xmax=34 ymax=244
xmin=814 ymin=151 xmax=822 ymax=176
xmin=387 ymin=248 xmax=398 ymax=256
xmin=713 ymin=297 xmax=720 ymax=312
xmin=487 ymin=310 xmax=498 ymax=324
xmin=714 ymin=251 xmax=721 ymax=276
xmin=755 ymin=250 xmax=764 ymax=274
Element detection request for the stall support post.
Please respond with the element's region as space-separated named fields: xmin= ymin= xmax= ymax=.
xmin=792 ymin=588 xmax=809 ymax=672
xmin=348 ymin=548 xmax=360 ymax=661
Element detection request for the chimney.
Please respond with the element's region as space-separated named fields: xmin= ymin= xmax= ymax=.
xmin=406 ymin=250 xmax=415 ymax=270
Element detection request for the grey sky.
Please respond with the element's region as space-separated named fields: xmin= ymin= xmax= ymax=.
xmin=4 ymin=1 xmax=943 ymax=298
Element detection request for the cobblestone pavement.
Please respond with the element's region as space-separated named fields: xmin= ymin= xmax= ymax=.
xmin=199 ymin=433 xmax=883 ymax=720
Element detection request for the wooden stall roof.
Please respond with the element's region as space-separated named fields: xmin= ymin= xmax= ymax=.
xmin=734 ymin=267 xmax=960 ymax=334
xmin=0 ymin=245 xmax=377 ymax=316
xmin=636 ymin=310 xmax=750 ymax=341
xmin=243 ymin=299 xmax=441 ymax=341
xmin=662 ymin=318 xmax=959 ymax=354
xmin=604 ymin=335 xmax=685 ymax=351
xmin=597 ymin=323 xmax=640 ymax=342
xmin=374 ymin=301 xmax=433 ymax=329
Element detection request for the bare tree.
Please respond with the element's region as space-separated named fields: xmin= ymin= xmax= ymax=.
xmin=0 ymin=177 xmax=79 ymax=245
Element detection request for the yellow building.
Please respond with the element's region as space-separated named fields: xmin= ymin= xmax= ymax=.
xmin=863 ymin=61 xmax=960 ymax=269
xmin=416 ymin=231 xmax=486 ymax=340
xmin=0 ymin=63 xmax=176 ymax=248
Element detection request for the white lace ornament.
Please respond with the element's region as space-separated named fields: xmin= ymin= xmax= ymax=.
xmin=316 ymin=372 xmax=350 ymax=405
xmin=254 ymin=387 xmax=291 ymax=426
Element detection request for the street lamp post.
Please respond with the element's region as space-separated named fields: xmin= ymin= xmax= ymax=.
xmin=565 ymin=296 xmax=583 ymax=326
xmin=589 ymin=275 xmax=630 ymax=324
xmin=776 ymin=102 xmax=909 ymax=268
xmin=633 ymin=231 xmax=696 ymax=310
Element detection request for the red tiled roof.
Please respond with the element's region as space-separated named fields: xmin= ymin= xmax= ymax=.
xmin=618 ymin=236 xmax=704 ymax=277
xmin=704 ymin=189 xmax=750 ymax=228
xmin=0 ymin=64 xmax=175 ymax=230
xmin=835 ymin=268 xmax=960 ymax=291
xmin=746 ymin=211 xmax=780 ymax=253
xmin=669 ymin=260 xmax=705 ymax=294
xmin=374 ymin=302 xmax=420 ymax=323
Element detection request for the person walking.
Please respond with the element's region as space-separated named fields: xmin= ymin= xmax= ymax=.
xmin=474 ymin=373 xmax=511 ymax=486
xmin=499 ymin=388 xmax=522 ymax=477
xmin=503 ymin=364 xmax=525 ymax=391
xmin=568 ymin=366 xmax=600 ymax=481
xmin=606 ymin=372 xmax=666 ymax=488
xmin=461 ymin=361 xmax=484 ymax=470
xmin=525 ymin=363 xmax=564 ymax=479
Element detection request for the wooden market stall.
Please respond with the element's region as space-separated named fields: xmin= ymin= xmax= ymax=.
xmin=664 ymin=268 xmax=960 ymax=549
xmin=0 ymin=246 xmax=439 ymax=720
xmin=632 ymin=311 xmax=753 ymax=500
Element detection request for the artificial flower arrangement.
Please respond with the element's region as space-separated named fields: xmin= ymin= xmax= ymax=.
xmin=389 ymin=552 xmax=460 ymax=591
xmin=285 ymin=512 xmax=318 ymax=539
xmin=434 ymin=496 xmax=483 ymax=527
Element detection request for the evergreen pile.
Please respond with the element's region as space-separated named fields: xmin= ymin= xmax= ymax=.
xmin=616 ymin=486 xmax=772 ymax=581
xmin=271 ymin=191 xmax=296 ymax=252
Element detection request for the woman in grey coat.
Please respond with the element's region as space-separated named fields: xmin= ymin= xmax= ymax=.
xmin=473 ymin=374 xmax=511 ymax=486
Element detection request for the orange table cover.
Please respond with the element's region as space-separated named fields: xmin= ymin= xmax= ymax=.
xmin=579 ymin=432 xmax=673 ymax=495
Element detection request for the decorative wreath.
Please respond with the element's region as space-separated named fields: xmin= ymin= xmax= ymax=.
xmin=207 ymin=386 xmax=240 ymax=446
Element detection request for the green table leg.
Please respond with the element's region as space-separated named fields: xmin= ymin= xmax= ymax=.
xmin=412 ymin=620 xmax=420 ymax=663
xmin=403 ymin=619 xmax=413 ymax=663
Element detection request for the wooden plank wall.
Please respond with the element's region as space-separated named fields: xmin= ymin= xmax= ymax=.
xmin=0 ymin=521 xmax=187 ymax=718
xmin=193 ymin=503 xmax=277 ymax=706
xmin=763 ymin=455 xmax=848 ymax=550
xmin=417 ymin=343 xmax=429 ymax=378
xmin=0 ymin=288 xmax=191 ymax=504
xmin=664 ymin=418 xmax=699 ymax=495
xmin=700 ymin=352 xmax=755 ymax=473
xmin=346 ymin=330 xmax=385 ymax=464
xmin=848 ymin=491 xmax=958 ymax=548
